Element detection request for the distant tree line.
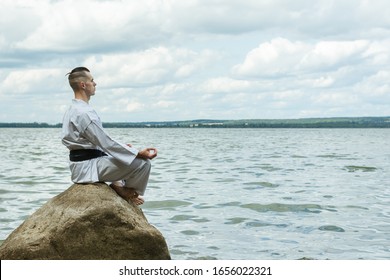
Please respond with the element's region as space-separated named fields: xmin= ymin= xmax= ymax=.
xmin=0 ymin=122 xmax=61 ymax=128
xmin=1 ymin=117 xmax=390 ymax=128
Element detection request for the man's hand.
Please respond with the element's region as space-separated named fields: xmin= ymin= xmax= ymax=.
xmin=137 ymin=148 xmax=157 ymax=159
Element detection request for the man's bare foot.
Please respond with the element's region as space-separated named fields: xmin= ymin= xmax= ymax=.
xmin=109 ymin=184 xmax=144 ymax=205
xmin=132 ymin=196 xmax=145 ymax=205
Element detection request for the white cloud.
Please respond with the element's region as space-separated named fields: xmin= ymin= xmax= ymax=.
xmin=126 ymin=102 xmax=144 ymax=113
xmin=301 ymin=76 xmax=335 ymax=88
xmin=84 ymin=47 xmax=216 ymax=87
xmin=300 ymin=40 xmax=370 ymax=71
xmin=233 ymin=38 xmax=373 ymax=78
xmin=200 ymin=77 xmax=252 ymax=93
xmin=1 ymin=68 xmax=65 ymax=94
xmin=363 ymin=40 xmax=390 ymax=65
xmin=355 ymin=70 xmax=390 ymax=100
xmin=153 ymin=100 xmax=175 ymax=108
xmin=312 ymin=91 xmax=359 ymax=107
xmin=13 ymin=0 xmax=167 ymax=53
xmin=232 ymin=38 xmax=309 ymax=77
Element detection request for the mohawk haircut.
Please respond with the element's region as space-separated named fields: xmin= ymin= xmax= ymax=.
xmin=67 ymin=67 xmax=91 ymax=91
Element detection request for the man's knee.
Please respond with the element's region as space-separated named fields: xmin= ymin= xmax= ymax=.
xmin=130 ymin=158 xmax=151 ymax=173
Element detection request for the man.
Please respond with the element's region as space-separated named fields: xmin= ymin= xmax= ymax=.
xmin=61 ymin=67 xmax=157 ymax=205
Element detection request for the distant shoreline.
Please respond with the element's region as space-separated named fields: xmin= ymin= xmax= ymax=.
xmin=1 ymin=117 xmax=390 ymax=128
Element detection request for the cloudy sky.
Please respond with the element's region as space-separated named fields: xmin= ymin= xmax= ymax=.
xmin=1 ymin=0 xmax=390 ymax=123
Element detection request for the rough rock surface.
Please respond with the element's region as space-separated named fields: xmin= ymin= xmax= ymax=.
xmin=0 ymin=183 xmax=170 ymax=260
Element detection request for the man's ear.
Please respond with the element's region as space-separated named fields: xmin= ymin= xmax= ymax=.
xmin=80 ymin=81 xmax=86 ymax=89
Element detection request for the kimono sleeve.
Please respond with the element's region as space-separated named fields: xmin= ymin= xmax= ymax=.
xmin=83 ymin=120 xmax=139 ymax=166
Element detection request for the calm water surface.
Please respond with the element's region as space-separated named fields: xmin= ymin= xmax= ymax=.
xmin=0 ymin=128 xmax=389 ymax=259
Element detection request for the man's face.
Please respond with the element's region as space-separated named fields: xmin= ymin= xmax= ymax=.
xmin=83 ymin=72 xmax=97 ymax=96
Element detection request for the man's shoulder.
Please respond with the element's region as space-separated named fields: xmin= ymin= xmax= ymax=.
xmin=68 ymin=101 xmax=99 ymax=123
xmin=70 ymin=100 xmax=96 ymax=114
xmin=71 ymin=99 xmax=91 ymax=110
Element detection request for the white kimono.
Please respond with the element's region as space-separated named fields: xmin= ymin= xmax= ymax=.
xmin=61 ymin=99 xmax=150 ymax=195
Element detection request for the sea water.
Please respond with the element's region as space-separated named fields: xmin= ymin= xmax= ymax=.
xmin=0 ymin=128 xmax=389 ymax=260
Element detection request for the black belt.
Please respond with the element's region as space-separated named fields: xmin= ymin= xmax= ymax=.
xmin=69 ymin=149 xmax=108 ymax=162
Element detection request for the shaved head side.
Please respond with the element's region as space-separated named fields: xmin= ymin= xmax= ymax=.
xmin=67 ymin=67 xmax=91 ymax=91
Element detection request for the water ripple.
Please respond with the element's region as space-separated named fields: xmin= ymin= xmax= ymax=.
xmin=318 ymin=225 xmax=346 ymax=232
xmin=143 ymin=200 xmax=192 ymax=210
xmin=241 ymin=203 xmax=325 ymax=213
xmin=344 ymin=165 xmax=377 ymax=172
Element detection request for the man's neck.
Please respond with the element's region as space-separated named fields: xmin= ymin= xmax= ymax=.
xmin=74 ymin=90 xmax=90 ymax=103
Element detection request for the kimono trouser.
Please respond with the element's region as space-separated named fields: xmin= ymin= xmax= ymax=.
xmin=96 ymin=156 xmax=151 ymax=196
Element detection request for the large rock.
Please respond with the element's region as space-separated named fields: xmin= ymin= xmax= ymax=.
xmin=0 ymin=183 xmax=170 ymax=260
